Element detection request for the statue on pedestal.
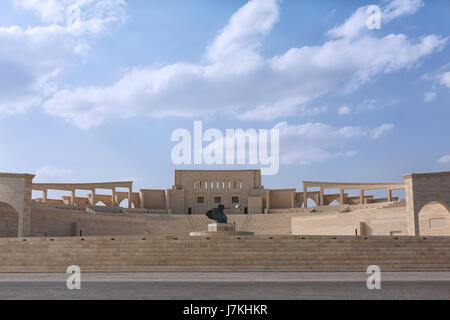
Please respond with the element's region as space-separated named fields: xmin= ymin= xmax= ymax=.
xmin=205 ymin=204 xmax=228 ymax=224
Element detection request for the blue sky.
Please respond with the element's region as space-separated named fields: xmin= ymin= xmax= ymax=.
xmin=0 ymin=0 xmax=449 ymax=196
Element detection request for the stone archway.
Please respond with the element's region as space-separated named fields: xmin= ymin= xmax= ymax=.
xmin=0 ymin=173 xmax=35 ymax=237
xmin=418 ymin=201 xmax=450 ymax=236
xmin=404 ymin=172 xmax=450 ymax=235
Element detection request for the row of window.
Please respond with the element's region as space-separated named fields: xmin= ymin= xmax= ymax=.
xmin=193 ymin=181 xmax=243 ymax=190
xmin=197 ymin=196 xmax=240 ymax=204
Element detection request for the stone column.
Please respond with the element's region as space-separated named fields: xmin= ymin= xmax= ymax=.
xmin=360 ymin=189 xmax=365 ymax=204
xmin=265 ymin=189 xmax=271 ymax=214
xmin=339 ymin=188 xmax=344 ymax=205
xmin=128 ymin=187 xmax=132 ymax=209
xmin=319 ymin=187 xmax=324 ymax=206
xmin=111 ymin=188 xmax=116 ymax=207
xmin=92 ymin=188 xmax=96 ymax=206
xmin=71 ymin=189 xmax=76 ymax=205
xmin=387 ymin=189 xmax=392 ymax=202
xmin=43 ymin=189 xmax=47 ymax=203
xmin=303 ymin=185 xmax=308 ymax=209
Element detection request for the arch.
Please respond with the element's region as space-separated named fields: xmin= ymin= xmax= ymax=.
xmin=118 ymin=198 xmax=128 ymax=208
xmin=307 ymin=198 xmax=317 ymax=208
xmin=0 ymin=173 xmax=35 ymax=237
xmin=118 ymin=199 xmax=135 ymax=209
xmin=0 ymin=202 xmax=19 ymax=238
xmin=329 ymin=200 xmax=341 ymax=206
xmin=418 ymin=201 xmax=450 ymax=236
xmin=301 ymin=198 xmax=318 ymax=208
xmin=95 ymin=201 xmax=106 ymax=207
xmin=403 ymin=172 xmax=450 ymax=235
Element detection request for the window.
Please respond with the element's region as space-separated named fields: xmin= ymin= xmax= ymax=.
xmin=197 ymin=196 xmax=205 ymax=204
xmin=232 ymin=197 xmax=239 ymax=204
xmin=214 ymin=197 xmax=222 ymax=204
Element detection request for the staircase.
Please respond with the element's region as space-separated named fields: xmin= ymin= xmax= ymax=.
xmin=1 ymin=235 xmax=450 ymax=272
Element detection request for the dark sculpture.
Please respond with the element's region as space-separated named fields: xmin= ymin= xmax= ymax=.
xmin=205 ymin=204 xmax=228 ymax=224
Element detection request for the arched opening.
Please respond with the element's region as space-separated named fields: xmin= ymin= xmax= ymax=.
xmin=307 ymin=198 xmax=317 ymax=208
xmin=0 ymin=202 xmax=18 ymax=238
xmin=418 ymin=201 xmax=450 ymax=236
xmin=95 ymin=201 xmax=106 ymax=207
xmin=329 ymin=200 xmax=340 ymax=206
xmin=301 ymin=198 xmax=318 ymax=208
xmin=119 ymin=199 xmax=135 ymax=209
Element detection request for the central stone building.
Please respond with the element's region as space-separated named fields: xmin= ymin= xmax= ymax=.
xmin=167 ymin=170 xmax=266 ymax=214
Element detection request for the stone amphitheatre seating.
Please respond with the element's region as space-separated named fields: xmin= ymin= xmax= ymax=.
xmin=0 ymin=235 xmax=449 ymax=272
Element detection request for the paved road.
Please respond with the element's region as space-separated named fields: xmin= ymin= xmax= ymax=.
xmin=0 ymin=272 xmax=449 ymax=300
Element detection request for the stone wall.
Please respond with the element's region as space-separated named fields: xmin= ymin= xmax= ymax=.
xmin=144 ymin=212 xmax=299 ymax=236
xmin=291 ymin=207 xmax=408 ymax=236
xmin=140 ymin=190 xmax=166 ymax=209
xmin=28 ymin=206 xmax=147 ymax=237
xmin=268 ymin=189 xmax=295 ymax=209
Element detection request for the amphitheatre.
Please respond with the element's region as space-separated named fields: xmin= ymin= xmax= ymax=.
xmin=0 ymin=169 xmax=449 ymax=272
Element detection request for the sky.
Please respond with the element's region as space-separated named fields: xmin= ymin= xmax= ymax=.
xmin=0 ymin=0 xmax=449 ymax=198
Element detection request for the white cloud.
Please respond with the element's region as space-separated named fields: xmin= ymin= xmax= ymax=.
xmin=338 ymin=106 xmax=351 ymax=115
xmin=328 ymin=0 xmax=424 ymax=39
xmin=424 ymin=91 xmax=437 ymax=102
xmin=35 ymin=166 xmax=74 ymax=182
xmin=201 ymin=121 xmax=389 ymax=166
xmin=14 ymin=0 xmax=127 ymax=27
xmin=421 ymin=67 xmax=450 ymax=101
xmin=15 ymin=0 xmax=66 ymax=24
xmin=0 ymin=0 xmax=126 ymax=116
xmin=275 ymin=121 xmax=373 ymax=165
xmin=39 ymin=0 xmax=446 ymax=129
xmin=438 ymin=155 xmax=450 ymax=164
xmin=440 ymin=72 xmax=450 ymax=88
xmin=370 ymin=123 xmax=395 ymax=140
xmin=0 ymin=0 xmax=445 ymax=128
xmin=206 ymin=0 xmax=279 ymax=70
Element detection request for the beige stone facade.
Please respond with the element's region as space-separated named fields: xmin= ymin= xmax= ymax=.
xmin=167 ymin=170 xmax=266 ymax=214
xmin=0 ymin=170 xmax=449 ymax=238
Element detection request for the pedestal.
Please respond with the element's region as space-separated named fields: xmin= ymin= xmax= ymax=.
xmin=208 ymin=223 xmax=235 ymax=232
xmin=190 ymin=223 xmax=254 ymax=236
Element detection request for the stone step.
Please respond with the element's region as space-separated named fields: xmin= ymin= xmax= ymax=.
xmin=2 ymin=235 xmax=449 ymax=242
xmin=2 ymin=239 xmax=448 ymax=246
xmin=1 ymin=262 xmax=450 ymax=272
xmin=1 ymin=235 xmax=450 ymax=272
xmin=3 ymin=247 xmax=450 ymax=254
